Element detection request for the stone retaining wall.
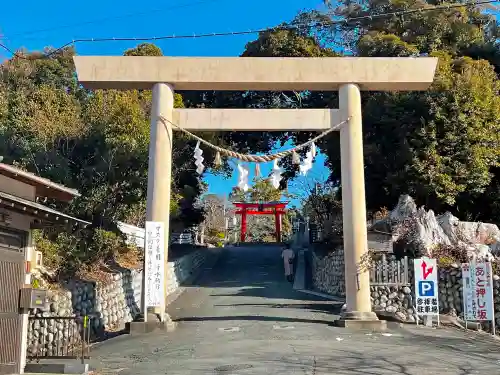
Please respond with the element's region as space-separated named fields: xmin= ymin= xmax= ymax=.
xmin=311 ymin=248 xmax=500 ymax=327
xmin=27 ymin=249 xmax=214 ymax=357
xmin=311 ymin=248 xmax=345 ymax=298
xmin=438 ymin=265 xmax=500 ymax=328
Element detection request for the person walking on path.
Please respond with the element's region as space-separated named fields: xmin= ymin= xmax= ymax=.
xmin=281 ymin=243 xmax=295 ymax=283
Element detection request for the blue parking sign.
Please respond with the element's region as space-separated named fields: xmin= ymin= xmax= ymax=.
xmin=418 ymin=281 xmax=435 ymax=297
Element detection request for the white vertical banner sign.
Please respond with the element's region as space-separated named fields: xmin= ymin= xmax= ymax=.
xmin=461 ymin=263 xmax=476 ymax=321
xmin=414 ymin=257 xmax=439 ymax=321
xmin=462 ymin=262 xmax=495 ymax=334
xmin=144 ymin=221 xmax=165 ymax=309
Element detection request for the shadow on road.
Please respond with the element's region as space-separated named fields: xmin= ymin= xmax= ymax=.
xmin=186 ymin=246 xmax=325 ymax=301
xmin=401 ymin=328 xmax=500 ymax=356
xmin=273 ymin=350 xmax=480 ymax=375
xmin=266 ymin=351 xmax=417 ymax=375
xmin=168 ymin=245 xmax=345 ymax=329
xmin=213 ymin=302 xmax=343 ymax=315
xmin=174 ymin=314 xmax=335 ymax=326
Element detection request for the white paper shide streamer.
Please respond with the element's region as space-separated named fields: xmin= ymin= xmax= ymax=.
xmin=237 ymin=163 xmax=250 ymax=192
xmin=194 ymin=141 xmax=205 ymax=175
xmin=270 ymin=159 xmax=283 ymax=189
xmin=299 ymin=142 xmax=317 ymax=176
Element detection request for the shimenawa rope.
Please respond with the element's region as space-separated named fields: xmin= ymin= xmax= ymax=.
xmin=159 ymin=115 xmax=351 ymax=163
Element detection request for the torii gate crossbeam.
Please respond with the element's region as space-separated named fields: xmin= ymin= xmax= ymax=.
xmin=73 ymin=56 xmax=438 ymax=331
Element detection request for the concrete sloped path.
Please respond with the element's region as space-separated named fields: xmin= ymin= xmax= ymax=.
xmin=90 ymin=246 xmax=500 ymax=375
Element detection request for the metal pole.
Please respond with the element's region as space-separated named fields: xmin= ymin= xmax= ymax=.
xmin=223 ymin=194 xmax=227 ymax=241
xmin=463 ymin=294 xmax=468 ymax=331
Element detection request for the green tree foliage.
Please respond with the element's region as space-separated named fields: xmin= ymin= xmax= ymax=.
xmin=124 ymin=43 xmax=163 ymax=56
xmin=229 ymin=178 xmax=286 ymax=203
xmin=319 ymin=0 xmax=500 ymax=215
xmin=302 ymin=183 xmax=342 ymax=226
xmin=0 ymin=43 xmax=226 ymax=275
xmin=201 ymin=0 xmax=500 ymax=222
xmin=301 ymin=182 xmax=343 ymax=240
xmin=3 ymin=0 xmax=500 ymax=273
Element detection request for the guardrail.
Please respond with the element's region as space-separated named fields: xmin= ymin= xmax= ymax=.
xmin=27 ymin=316 xmax=92 ymax=363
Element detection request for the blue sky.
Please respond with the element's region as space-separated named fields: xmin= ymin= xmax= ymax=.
xmin=0 ymin=0 xmax=332 ymax=207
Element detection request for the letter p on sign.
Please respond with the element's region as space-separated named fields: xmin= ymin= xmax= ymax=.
xmin=418 ymin=281 xmax=435 ymax=297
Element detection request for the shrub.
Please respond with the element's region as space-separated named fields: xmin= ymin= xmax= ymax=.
xmin=433 ymin=243 xmax=468 ymax=267
xmin=34 ymin=227 xmax=140 ymax=279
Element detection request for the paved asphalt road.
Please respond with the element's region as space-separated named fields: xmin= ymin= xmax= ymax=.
xmin=90 ymin=245 xmax=500 ymax=375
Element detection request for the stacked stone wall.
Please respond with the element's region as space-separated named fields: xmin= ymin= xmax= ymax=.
xmin=311 ymin=248 xmax=500 ymax=326
xmin=27 ymin=249 xmax=214 ymax=357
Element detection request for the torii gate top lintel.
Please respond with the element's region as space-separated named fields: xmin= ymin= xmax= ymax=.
xmin=233 ymin=201 xmax=288 ymax=211
xmin=73 ymin=56 xmax=438 ymax=91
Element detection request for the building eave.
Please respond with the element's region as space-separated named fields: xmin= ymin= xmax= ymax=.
xmin=0 ymin=163 xmax=80 ymax=202
xmin=0 ymin=191 xmax=90 ymax=229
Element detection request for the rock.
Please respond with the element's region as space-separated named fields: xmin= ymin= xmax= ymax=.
xmin=373 ymin=195 xmax=500 ymax=259
xmin=467 ymin=244 xmax=494 ymax=262
xmin=395 ymin=311 xmax=407 ymax=321
xmin=390 ymin=194 xmax=417 ymax=222
xmin=385 ymin=305 xmax=397 ymax=313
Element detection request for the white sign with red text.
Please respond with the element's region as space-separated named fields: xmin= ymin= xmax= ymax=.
xmin=462 ymin=262 xmax=494 ymax=321
xmin=414 ymin=257 xmax=439 ymax=316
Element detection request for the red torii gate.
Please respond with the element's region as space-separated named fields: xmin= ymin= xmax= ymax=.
xmin=234 ymin=201 xmax=287 ymax=243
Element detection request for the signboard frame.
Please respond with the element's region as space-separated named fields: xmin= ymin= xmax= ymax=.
xmin=414 ymin=257 xmax=440 ymax=325
xmin=142 ymin=221 xmax=166 ymax=322
xmin=461 ymin=261 xmax=495 ymax=335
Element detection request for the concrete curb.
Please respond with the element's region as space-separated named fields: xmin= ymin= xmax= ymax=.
xmin=292 ymin=250 xmax=306 ymax=291
xmin=296 ymin=288 xmax=345 ymax=302
xmin=24 ymin=363 xmax=89 ymax=374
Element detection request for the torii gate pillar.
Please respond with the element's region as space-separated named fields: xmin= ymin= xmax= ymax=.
xmin=73 ymin=56 xmax=437 ymax=330
xmin=144 ymin=83 xmax=174 ymax=322
xmin=338 ymin=83 xmax=372 ymax=318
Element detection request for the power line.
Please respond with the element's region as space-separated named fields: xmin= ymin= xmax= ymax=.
xmin=4 ymin=0 xmax=235 ymax=40
xmin=0 ymin=0 xmax=497 ymax=60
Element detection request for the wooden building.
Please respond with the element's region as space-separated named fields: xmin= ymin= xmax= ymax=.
xmin=0 ymin=163 xmax=89 ymax=375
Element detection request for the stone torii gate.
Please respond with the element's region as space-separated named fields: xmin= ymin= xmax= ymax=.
xmin=73 ymin=56 xmax=437 ymax=330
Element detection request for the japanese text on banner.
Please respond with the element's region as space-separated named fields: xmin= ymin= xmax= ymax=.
xmin=144 ymin=221 xmax=165 ymax=308
xmin=462 ymin=263 xmax=476 ymax=321
xmin=463 ymin=262 xmax=494 ymax=321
